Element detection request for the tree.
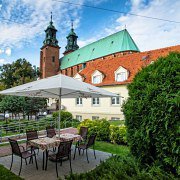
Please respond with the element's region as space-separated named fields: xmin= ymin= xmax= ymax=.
xmin=0 ymin=96 xmax=25 ymax=119
xmin=0 ymin=63 xmax=16 ymax=88
xmin=0 ymin=58 xmax=40 ymax=88
xmin=24 ymin=97 xmax=47 ymax=120
xmin=123 ymin=52 xmax=180 ymax=175
xmin=0 ymin=58 xmax=45 ymax=119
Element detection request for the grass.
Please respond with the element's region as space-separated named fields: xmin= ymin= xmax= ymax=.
xmin=0 ymin=165 xmax=23 ymax=180
xmin=92 ymin=141 xmax=129 ymax=156
xmin=109 ymin=120 xmax=125 ymax=126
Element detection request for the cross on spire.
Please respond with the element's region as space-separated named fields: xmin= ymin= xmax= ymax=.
xmin=50 ymin=12 xmax=52 ymax=23
xmin=71 ymin=19 xmax=74 ymax=29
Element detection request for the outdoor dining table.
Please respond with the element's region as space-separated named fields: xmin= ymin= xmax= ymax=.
xmin=29 ymin=134 xmax=82 ymax=170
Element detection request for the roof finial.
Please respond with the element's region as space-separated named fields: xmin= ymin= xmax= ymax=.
xmin=71 ymin=19 xmax=74 ymax=29
xmin=125 ymin=24 xmax=127 ymax=29
xmin=50 ymin=12 xmax=52 ymax=23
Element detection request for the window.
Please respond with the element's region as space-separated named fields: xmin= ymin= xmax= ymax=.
xmin=92 ymin=116 xmax=99 ymax=120
xmin=77 ymin=65 xmax=79 ymax=72
xmin=76 ymin=115 xmax=82 ymax=121
xmin=76 ymin=98 xmax=82 ymax=105
xmin=93 ymin=75 xmax=101 ymax=84
xmin=92 ymin=70 xmax=104 ymax=84
xmin=111 ymin=117 xmax=120 ymax=120
xmin=92 ymin=97 xmax=100 ymax=105
xmin=111 ymin=97 xmax=120 ymax=105
xmin=52 ymin=56 xmax=55 ymax=62
xmin=115 ymin=66 xmax=128 ymax=82
xmin=71 ymin=67 xmax=73 ymax=76
xmin=82 ymin=63 xmax=86 ymax=69
xmin=116 ymin=72 xmax=126 ymax=82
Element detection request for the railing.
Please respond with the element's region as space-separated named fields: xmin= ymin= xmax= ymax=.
xmin=0 ymin=117 xmax=80 ymax=144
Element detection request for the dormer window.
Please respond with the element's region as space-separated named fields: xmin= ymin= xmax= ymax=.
xmin=116 ymin=72 xmax=126 ymax=82
xmin=92 ymin=70 xmax=104 ymax=84
xmin=93 ymin=75 xmax=101 ymax=84
xmin=74 ymin=73 xmax=83 ymax=81
xmin=115 ymin=66 xmax=128 ymax=82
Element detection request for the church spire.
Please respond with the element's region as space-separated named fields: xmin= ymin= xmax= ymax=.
xmin=42 ymin=12 xmax=59 ymax=47
xmin=64 ymin=20 xmax=79 ymax=55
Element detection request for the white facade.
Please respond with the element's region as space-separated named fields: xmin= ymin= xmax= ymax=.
xmin=61 ymin=85 xmax=128 ymax=120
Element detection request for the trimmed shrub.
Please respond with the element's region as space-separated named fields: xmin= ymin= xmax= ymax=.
xmin=78 ymin=119 xmax=110 ymax=141
xmin=65 ymin=155 xmax=175 ymax=180
xmin=123 ymin=52 xmax=180 ymax=175
xmin=110 ymin=125 xmax=127 ymax=144
xmin=52 ymin=110 xmax=73 ymax=121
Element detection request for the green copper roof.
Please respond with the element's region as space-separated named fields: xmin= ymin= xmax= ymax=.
xmin=60 ymin=29 xmax=140 ymax=70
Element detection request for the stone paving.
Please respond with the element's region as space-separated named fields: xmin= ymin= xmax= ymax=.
xmin=0 ymin=146 xmax=111 ymax=180
xmin=0 ymin=127 xmax=111 ymax=179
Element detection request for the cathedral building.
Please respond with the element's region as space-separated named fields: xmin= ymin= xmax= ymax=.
xmin=40 ymin=18 xmax=180 ymax=121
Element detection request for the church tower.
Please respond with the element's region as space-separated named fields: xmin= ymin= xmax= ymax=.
xmin=40 ymin=13 xmax=60 ymax=79
xmin=64 ymin=21 xmax=79 ymax=55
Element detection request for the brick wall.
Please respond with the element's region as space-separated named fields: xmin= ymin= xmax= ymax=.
xmin=40 ymin=45 xmax=60 ymax=78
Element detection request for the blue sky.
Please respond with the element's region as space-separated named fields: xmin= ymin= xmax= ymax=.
xmin=0 ymin=0 xmax=179 ymax=67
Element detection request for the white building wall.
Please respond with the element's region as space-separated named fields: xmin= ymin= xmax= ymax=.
xmin=61 ymin=85 xmax=128 ymax=120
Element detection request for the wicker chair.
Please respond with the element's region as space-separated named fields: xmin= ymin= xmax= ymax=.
xmin=79 ymin=126 xmax=88 ymax=141
xmin=26 ymin=130 xmax=39 ymax=153
xmin=48 ymin=140 xmax=73 ymax=177
xmin=75 ymin=126 xmax=88 ymax=148
xmin=46 ymin=126 xmax=56 ymax=138
xmin=73 ymin=134 xmax=97 ymax=163
xmin=8 ymin=138 xmax=38 ymax=176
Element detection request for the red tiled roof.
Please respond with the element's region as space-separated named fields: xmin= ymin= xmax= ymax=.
xmin=79 ymin=45 xmax=180 ymax=86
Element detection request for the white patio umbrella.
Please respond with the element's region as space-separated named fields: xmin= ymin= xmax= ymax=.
xmin=0 ymin=74 xmax=118 ymax=137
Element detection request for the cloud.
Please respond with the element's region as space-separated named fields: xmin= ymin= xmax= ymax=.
xmin=0 ymin=58 xmax=9 ymax=64
xmin=5 ymin=47 xmax=11 ymax=56
xmin=75 ymin=0 xmax=180 ymax=52
xmin=0 ymin=0 xmax=84 ymax=49
xmin=112 ymin=0 xmax=180 ymax=51
xmin=0 ymin=49 xmax=4 ymax=54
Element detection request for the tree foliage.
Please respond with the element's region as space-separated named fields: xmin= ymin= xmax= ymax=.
xmin=123 ymin=52 xmax=180 ymax=175
xmin=0 ymin=58 xmax=45 ymax=118
xmin=0 ymin=58 xmax=39 ymax=88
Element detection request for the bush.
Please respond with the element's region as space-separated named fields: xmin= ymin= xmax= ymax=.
xmin=110 ymin=125 xmax=127 ymax=144
xmin=65 ymin=155 xmax=176 ymax=180
xmin=52 ymin=110 xmax=73 ymax=121
xmin=78 ymin=119 xmax=110 ymax=141
xmin=123 ymin=52 xmax=180 ymax=175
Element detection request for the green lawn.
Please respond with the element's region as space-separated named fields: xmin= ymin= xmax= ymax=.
xmin=93 ymin=141 xmax=129 ymax=156
xmin=0 ymin=165 xmax=23 ymax=180
xmin=109 ymin=120 xmax=125 ymax=126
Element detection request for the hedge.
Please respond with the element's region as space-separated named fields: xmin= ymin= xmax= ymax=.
xmin=78 ymin=119 xmax=127 ymax=144
xmin=123 ymin=52 xmax=180 ymax=175
xmin=65 ymin=155 xmax=175 ymax=180
xmin=78 ymin=119 xmax=110 ymax=141
xmin=109 ymin=125 xmax=127 ymax=144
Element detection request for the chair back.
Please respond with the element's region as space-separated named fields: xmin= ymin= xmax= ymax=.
xmin=79 ymin=126 xmax=88 ymax=140
xmin=87 ymin=134 xmax=97 ymax=148
xmin=26 ymin=130 xmax=38 ymax=141
xmin=8 ymin=138 xmax=21 ymax=156
xmin=57 ymin=140 xmax=73 ymax=158
xmin=46 ymin=126 xmax=56 ymax=138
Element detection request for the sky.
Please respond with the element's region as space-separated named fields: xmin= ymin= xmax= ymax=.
xmin=0 ymin=0 xmax=179 ymax=67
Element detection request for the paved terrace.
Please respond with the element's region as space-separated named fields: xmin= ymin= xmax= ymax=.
xmin=0 ymin=127 xmax=111 ymax=179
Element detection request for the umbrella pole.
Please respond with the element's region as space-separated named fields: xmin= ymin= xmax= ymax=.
xmin=58 ymin=88 xmax=62 ymax=138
